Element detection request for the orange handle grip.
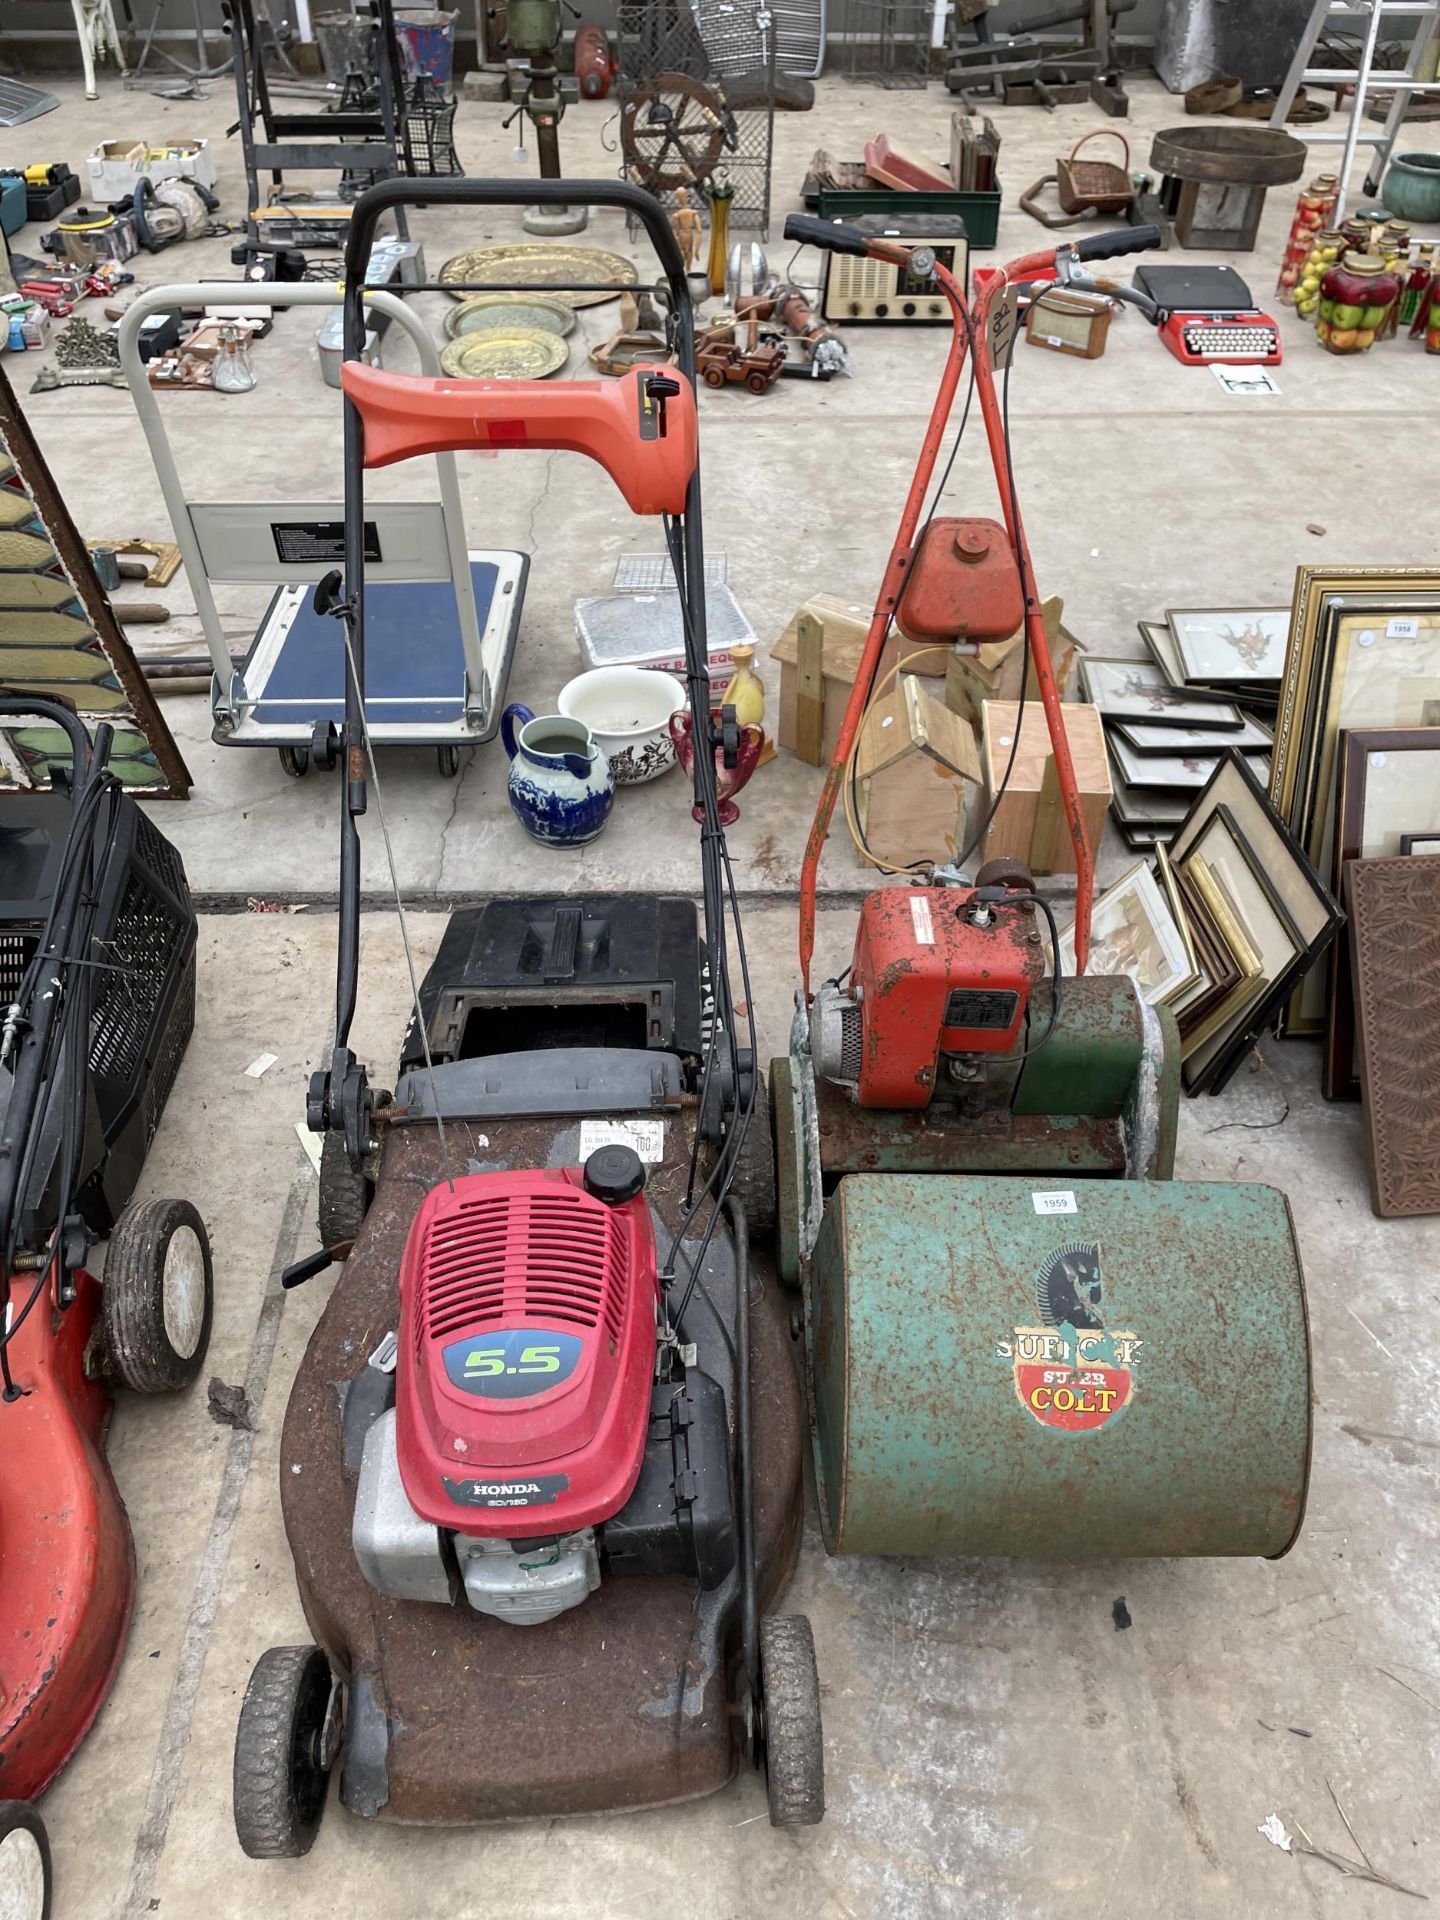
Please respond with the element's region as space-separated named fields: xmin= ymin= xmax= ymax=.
xmin=340 ymin=362 xmax=698 ymax=518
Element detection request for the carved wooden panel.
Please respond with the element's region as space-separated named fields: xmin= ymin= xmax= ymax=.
xmin=1347 ymin=855 xmax=1440 ymax=1217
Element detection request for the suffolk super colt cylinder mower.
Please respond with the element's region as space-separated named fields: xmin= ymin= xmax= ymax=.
xmin=773 ymin=216 xmax=1313 ymax=1563
xmin=0 ymin=697 xmax=212 ymax=1917
xmin=232 ymin=179 xmax=821 ymax=1857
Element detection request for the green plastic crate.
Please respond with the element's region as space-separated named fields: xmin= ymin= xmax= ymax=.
xmin=802 ymin=172 xmax=1002 ymax=249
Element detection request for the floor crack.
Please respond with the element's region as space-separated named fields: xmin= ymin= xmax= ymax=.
xmin=524 ymin=448 xmax=560 ymax=555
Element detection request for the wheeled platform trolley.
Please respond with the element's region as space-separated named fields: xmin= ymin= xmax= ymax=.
xmin=118 ymin=281 xmax=526 ymax=779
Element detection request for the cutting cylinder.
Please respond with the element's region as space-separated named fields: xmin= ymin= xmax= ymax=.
xmin=807 ymin=1173 xmax=1311 ymax=1559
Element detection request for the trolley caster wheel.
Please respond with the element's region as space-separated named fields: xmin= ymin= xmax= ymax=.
xmin=278 ymin=746 xmax=310 ymax=779
xmin=759 ymin=1614 xmax=825 ymax=1828
xmin=436 ymin=745 xmax=462 ymax=778
xmin=0 ymin=1803 xmax=51 ymax=1920
xmin=318 ymin=1129 xmax=374 ymax=1250
xmin=233 ymin=1646 xmax=340 ymax=1860
xmin=101 ymin=1197 xmax=214 ymax=1395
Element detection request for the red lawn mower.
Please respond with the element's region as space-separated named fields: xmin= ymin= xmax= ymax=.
xmin=233 ymin=179 xmax=821 ymax=1855
xmin=0 ymin=697 xmax=212 ymax=1919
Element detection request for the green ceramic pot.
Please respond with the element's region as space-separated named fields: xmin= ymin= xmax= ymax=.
xmin=1382 ymin=151 xmax=1440 ymax=223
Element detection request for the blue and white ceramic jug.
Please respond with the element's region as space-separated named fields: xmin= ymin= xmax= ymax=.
xmin=501 ymin=704 xmax=615 ymax=848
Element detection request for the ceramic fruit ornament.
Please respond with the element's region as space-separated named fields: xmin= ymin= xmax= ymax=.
xmin=668 ymin=707 xmax=764 ymax=826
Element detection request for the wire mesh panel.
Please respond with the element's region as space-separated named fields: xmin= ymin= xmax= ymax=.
xmin=616 ymin=0 xmax=777 ymax=233
xmin=841 ymin=0 xmax=933 ymax=85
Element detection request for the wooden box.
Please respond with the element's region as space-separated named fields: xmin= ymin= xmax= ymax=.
xmin=854 ymin=676 xmax=980 ymax=870
xmin=979 ymin=698 xmax=1110 ymax=876
xmin=772 ymin=594 xmax=944 ymax=766
xmin=944 ymin=594 xmax=1080 ymax=734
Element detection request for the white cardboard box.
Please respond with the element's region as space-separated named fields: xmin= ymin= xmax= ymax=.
xmin=86 ymin=138 xmax=218 ymax=199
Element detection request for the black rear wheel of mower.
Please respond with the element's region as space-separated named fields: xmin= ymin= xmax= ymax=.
xmin=278 ymin=746 xmax=310 ymax=778
xmin=0 ymin=1801 xmax=52 ymax=1920
xmin=102 ymin=1197 xmax=214 ymax=1395
xmin=233 ymin=1645 xmax=337 ymax=1859
xmin=760 ymin=1614 xmax=825 ymax=1827
xmin=318 ymin=1130 xmax=373 ymax=1250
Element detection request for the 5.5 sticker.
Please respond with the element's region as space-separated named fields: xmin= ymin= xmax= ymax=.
xmin=442 ymin=1326 xmax=583 ymax=1399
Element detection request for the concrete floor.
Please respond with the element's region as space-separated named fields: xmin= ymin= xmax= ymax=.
xmin=6 ymin=60 xmax=1440 ymax=1920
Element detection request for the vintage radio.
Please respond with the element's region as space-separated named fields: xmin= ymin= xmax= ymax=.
xmin=1133 ymin=261 xmax=1283 ymax=367
xmin=1023 ymin=288 xmax=1113 ymax=359
xmin=822 ymin=213 xmax=969 ymax=323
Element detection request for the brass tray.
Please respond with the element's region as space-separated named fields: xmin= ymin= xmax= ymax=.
xmin=438 ymin=330 xmax=569 ymax=379
xmin=439 ymin=243 xmax=638 ymax=308
xmin=443 ymin=293 xmax=577 ymax=340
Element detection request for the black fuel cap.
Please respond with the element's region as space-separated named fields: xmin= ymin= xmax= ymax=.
xmin=583 ymin=1144 xmax=646 ymax=1206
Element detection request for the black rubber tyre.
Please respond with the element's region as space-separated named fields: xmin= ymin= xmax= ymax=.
xmin=725 ymin=1068 xmax=776 ymax=1240
xmin=233 ymin=1646 xmax=336 ymax=1859
xmin=760 ymin=1614 xmax=825 ymax=1828
xmin=101 ymin=1197 xmax=213 ymax=1395
xmin=436 ymin=745 xmax=461 ymax=778
xmin=0 ymin=1802 xmax=52 ymax=1920
xmin=278 ymin=746 xmax=310 ymax=778
xmin=318 ymin=1130 xmax=372 ymax=1250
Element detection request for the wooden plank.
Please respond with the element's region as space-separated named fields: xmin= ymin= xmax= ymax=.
xmin=795 ymin=611 xmax=826 ymax=766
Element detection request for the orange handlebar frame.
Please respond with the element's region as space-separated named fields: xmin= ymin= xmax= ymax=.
xmin=339 ymin=362 xmax=698 ymax=518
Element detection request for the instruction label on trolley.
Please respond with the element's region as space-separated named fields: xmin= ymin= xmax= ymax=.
xmin=578 ymin=1118 xmax=666 ymax=1163
xmin=271 ymin=519 xmax=383 ymax=565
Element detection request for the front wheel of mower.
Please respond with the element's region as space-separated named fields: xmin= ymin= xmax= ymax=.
xmin=0 ymin=1801 xmax=52 ymax=1920
xmin=278 ymin=746 xmax=309 ymax=778
xmin=759 ymin=1614 xmax=825 ymax=1827
xmin=234 ymin=1645 xmax=338 ymax=1859
xmin=102 ymin=1197 xmax=214 ymax=1395
xmin=318 ymin=1130 xmax=373 ymax=1250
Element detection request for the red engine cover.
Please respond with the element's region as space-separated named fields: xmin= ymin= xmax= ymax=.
xmin=895 ymin=517 xmax=1026 ymax=646
xmin=394 ymin=1169 xmax=658 ymax=1537
xmin=850 ymin=886 xmax=1039 ymax=1107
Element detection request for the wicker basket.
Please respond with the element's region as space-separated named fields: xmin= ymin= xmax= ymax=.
xmin=1056 ymin=131 xmax=1133 ymax=216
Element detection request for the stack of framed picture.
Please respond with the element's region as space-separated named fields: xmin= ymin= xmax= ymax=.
xmin=1268 ymin=566 xmax=1440 ymax=1071
xmin=1060 ymin=751 xmax=1342 ymax=1095
xmin=1079 ymin=608 xmax=1284 ymax=851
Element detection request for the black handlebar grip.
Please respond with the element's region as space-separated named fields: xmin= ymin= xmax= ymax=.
xmin=782 ymin=213 xmax=871 ymax=257
xmin=1071 ymin=223 xmax=1164 ymax=263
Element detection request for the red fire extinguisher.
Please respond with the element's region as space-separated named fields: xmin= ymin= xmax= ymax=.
xmin=573 ymin=21 xmax=615 ymax=98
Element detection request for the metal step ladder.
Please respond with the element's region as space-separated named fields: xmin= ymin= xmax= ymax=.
xmin=1271 ymin=0 xmax=1440 ymax=217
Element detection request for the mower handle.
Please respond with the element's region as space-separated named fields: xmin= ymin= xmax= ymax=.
xmin=782 ymin=213 xmax=870 ymax=257
xmin=1070 ymin=222 xmax=1163 ymax=263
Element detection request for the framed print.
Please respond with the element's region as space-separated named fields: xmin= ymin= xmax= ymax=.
xmin=1325 ymin=726 xmax=1440 ymax=1100
xmin=1178 ymin=854 xmax=1265 ymax=1076
xmin=1107 ymin=752 xmax=1193 ymax=827
xmin=1113 ymin=712 xmax=1272 ymax=756
xmin=1401 ymin=832 xmax=1440 ymax=854
xmin=1154 ymin=842 xmax=1198 ymax=982
xmin=1166 ymin=608 xmax=1289 ymax=685
xmin=1109 ymin=734 xmax=1219 ymax=792
xmin=1080 ymin=657 xmax=1245 ymax=730
xmin=1270 ymin=566 xmax=1440 ymax=816
xmin=1278 ymin=594 xmax=1440 ymax=1032
xmin=1139 ymin=618 xmax=1187 ymax=687
xmin=1172 ymin=750 xmax=1343 ymax=1084
xmin=1056 ymin=858 xmax=1193 ymax=1005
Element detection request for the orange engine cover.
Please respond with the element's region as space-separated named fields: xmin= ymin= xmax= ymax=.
xmin=895 ymin=517 xmax=1025 ymax=645
xmin=850 ymin=886 xmax=1041 ymax=1107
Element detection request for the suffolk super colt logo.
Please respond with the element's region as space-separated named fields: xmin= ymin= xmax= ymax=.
xmin=995 ymin=1241 xmax=1140 ymax=1434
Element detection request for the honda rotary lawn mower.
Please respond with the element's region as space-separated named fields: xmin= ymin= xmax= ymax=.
xmin=232 ymin=178 xmax=821 ymax=1857
xmin=771 ymin=215 xmax=1313 ymax=1563
xmin=0 ymin=696 xmax=212 ymax=1919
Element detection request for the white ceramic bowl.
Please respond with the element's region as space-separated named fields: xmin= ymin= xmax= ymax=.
xmin=557 ymin=665 xmax=686 ymax=786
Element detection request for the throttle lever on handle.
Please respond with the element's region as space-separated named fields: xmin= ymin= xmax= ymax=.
xmin=312 ymin=568 xmax=345 ymax=618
